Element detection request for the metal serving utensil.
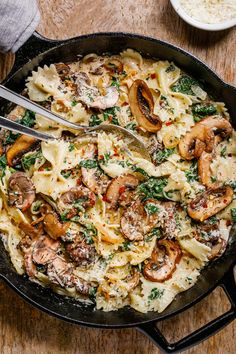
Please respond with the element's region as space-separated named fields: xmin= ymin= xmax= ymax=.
xmin=0 ymin=85 xmax=151 ymax=160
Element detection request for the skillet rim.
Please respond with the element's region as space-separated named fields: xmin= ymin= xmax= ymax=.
xmin=0 ymin=31 xmax=236 ymax=329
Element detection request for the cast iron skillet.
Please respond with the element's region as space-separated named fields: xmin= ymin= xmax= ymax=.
xmin=0 ymin=32 xmax=236 ymax=353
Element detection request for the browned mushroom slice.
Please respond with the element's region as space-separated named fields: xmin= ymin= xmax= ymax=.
xmin=209 ymin=239 xmax=227 ymax=260
xmin=104 ymin=59 xmax=123 ymax=74
xmin=178 ymin=117 xmax=232 ymax=160
xmin=47 ymin=256 xmax=74 ymax=287
xmin=105 ymin=174 xmax=139 ymax=208
xmin=6 ymin=135 xmax=38 ymax=166
xmin=187 ymin=185 xmax=233 ymax=221
xmin=120 ymin=199 xmax=160 ymax=241
xmin=19 ymin=222 xmax=43 ymax=239
xmin=58 ymin=185 xmax=96 ymax=218
xmin=24 ymin=253 xmax=37 ymax=278
xmin=125 ymin=268 xmax=140 ymax=291
xmin=8 ymin=172 xmax=35 ymax=211
xmin=43 ymin=212 xmax=69 ymax=240
xmin=32 ymin=236 xmax=60 ymax=265
xmin=55 ymin=63 xmax=71 ymax=79
xmin=65 ymin=233 xmax=96 ymax=266
xmin=129 ymin=79 xmax=162 ymax=132
xmin=143 ymin=240 xmax=182 ymax=282
xmin=81 ymin=144 xmax=110 ymax=195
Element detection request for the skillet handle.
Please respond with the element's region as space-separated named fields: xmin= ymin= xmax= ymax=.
xmin=138 ymin=267 xmax=236 ymax=353
xmin=6 ymin=31 xmax=68 ymax=79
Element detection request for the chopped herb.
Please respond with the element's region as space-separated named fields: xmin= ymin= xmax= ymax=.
xmin=148 ymin=288 xmax=164 ymax=301
xmin=146 ymin=227 xmax=161 ymax=241
xmin=192 ymin=103 xmax=217 ymax=122
xmin=171 ymin=75 xmax=200 ymax=96
xmin=60 ymin=211 xmax=69 ymax=222
xmin=20 ymin=110 xmax=36 ymax=127
xmin=3 ymin=131 xmax=19 ymax=145
xmin=166 ymin=64 xmax=176 ymax=73
xmin=211 ymin=176 xmax=217 ymax=183
xmin=83 ymin=223 xmax=97 ymax=244
xmin=21 ymin=151 xmax=43 ymax=171
xmin=103 ymin=106 xmax=120 ymax=125
xmin=32 ymin=200 xmax=42 ymax=212
xmin=144 ymin=203 xmax=159 ymax=215
xmin=71 ymin=100 xmax=78 ymax=107
xmin=121 ymin=240 xmax=131 ymax=251
xmin=228 ymin=180 xmax=236 ymax=193
xmin=220 ymin=146 xmax=227 ymax=158
xmin=79 ymin=159 xmax=98 ymax=169
xmin=138 ymin=177 xmax=168 ymax=200
xmin=208 ymin=216 xmax=218 ymax=225
xmin=153 ymin=148 xmax=175 ymax=164
xmin=69 ymin=143 xmax=75 ymax=152
xmin=0 ymin=155 xmax=7 ymax=178
xmin=99 ymin=153 xmax=111 ymax=165
xmin=89 ymin=114 xmax=102 ymax=127
xmin=185 ymin=161 xmax=198 ymax=182
xmin=186 ymin=276 xmax=192 ymax=284
xmin=231 ymin=208 xmax=236 ymax=223
xmin=111 ymin=76 xmax=120 ymax=89
xmin=61 ymin=170 xmax=72 ymax=179
xmin=89 ymin=287 xmax=97 ymax=301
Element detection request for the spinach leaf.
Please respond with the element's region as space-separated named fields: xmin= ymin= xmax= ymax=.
xmin=0 ymin=155 xmax=7 ymax=177
xmin=138 ymin=178 xmax=168 ymax=200
xmin=192 ymin=103 xmax=217 ymax=122
xmin=153 ymin=148 xmax=175 ymax=164
xmin=83 ymin=223 xmax=97 ymax=244
xmin=20 ymin=110 xmax=36 ymax=127
xmin=103 ymin=106 xmax=120 ymax=125
xmin=3 ymin=131 xmax=19 ymax=146
xmin=185 ymin=161 xmax=198 ymax=182
xmin=231 ymin=208 xmax=236 ymax=223
xmin=79 ymin=159 xmax=98 ymax=169
xmin=111 ymin=76 xmax=120 ymax=89
xmin=148 ymin=288 xmax=165 ymax=300
xmin=171 ymin=75 xmax=200 ymax=96
xmin=21 ymin=151 xmax=43 ymax=171
xmin=89 ymin=114 xmax=102 ymax=127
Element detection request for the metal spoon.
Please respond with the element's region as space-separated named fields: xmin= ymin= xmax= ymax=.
xmin=0 ymin=85 xmax=151 ymax=160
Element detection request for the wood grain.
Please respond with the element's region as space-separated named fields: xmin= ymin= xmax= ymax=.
xmin=1 ymin=1 xmax=236 ymax=353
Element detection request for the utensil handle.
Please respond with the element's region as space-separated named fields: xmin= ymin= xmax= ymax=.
xmin=10 ymin=31 xmax=68 ymax=76
xmin=138 ymin=267 xmax=236 ymax=353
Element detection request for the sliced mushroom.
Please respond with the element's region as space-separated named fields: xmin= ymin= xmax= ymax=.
xmin=187 ymin=185 xmax=233 ymax=221
xmin=58 ymin=185 xmax=96 ymax=218
xmin=32 ymin=236 xmax=60 ymax=265
xmin=81 ymin=144 xmax=110 ymax=195
xmin=19 ymin=222 xmax=43 ymax=239
xmin=24 ymin=253 xmax=37 ymax=278
xmin=124 ymin=268 xmax=140 ymax=291
xmin=198 ymin=151 xmax=213 ymax=186
xmin=129 ymin=79 xmax=162 ymax=132
xmin=120 ymin=199 xmax=161 ymax=241
xmin=178 ymin=117 xmax=232 ymax=160
xmin=143 ymin=240 xmax=182 ymax=282
xmin=8 ymin=172 xmax=35 ymax=211
xmin=105 ymin=174 xmax=139 ymax=208
xmin=65 ymin=233 xmax=96 ymax=266
xmin=209 ymin=239 xmax=227 ymax=260
xmin=104 ymin=59 xmax=123 ymax=74
xmin=43 ymin=212 xmax=69 ymax=240
xmin=47 ymin=256 xmax=74 ymax=288
xmin=6 ymin=135 xmax=38 ymax=166
xmin=76 ymin=73 xmax=119 ymax=110
xmin=55 ymin=63 xmax=71 ymax=79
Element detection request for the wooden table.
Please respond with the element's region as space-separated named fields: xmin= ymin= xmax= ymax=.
xmin=0 ymin=1 xmax=236 ymax=353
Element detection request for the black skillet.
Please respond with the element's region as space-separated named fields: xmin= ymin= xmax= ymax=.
xmin=0 ymin=32 xmax=236 ymax=353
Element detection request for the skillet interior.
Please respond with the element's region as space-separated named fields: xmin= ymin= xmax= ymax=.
xmin=0 ymin=33 xmax=236 ymax=327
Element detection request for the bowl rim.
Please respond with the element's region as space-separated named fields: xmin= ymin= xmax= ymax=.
xmin=170 ymin=0 xmax=236 ymax=31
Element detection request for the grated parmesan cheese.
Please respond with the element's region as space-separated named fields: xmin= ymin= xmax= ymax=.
xmin=179 ymin=0 xmax=236 ymax=24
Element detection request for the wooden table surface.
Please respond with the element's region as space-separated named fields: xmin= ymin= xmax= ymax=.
xmin=0 ymin=1 xmax=236 ymax=353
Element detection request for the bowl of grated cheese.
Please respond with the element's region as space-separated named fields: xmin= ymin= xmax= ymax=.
xmin=170 ymin=0 xmax=236 ymax=31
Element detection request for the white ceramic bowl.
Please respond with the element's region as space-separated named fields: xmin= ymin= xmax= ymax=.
xmin=170 ymin=0 xmax=236 ymax=31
